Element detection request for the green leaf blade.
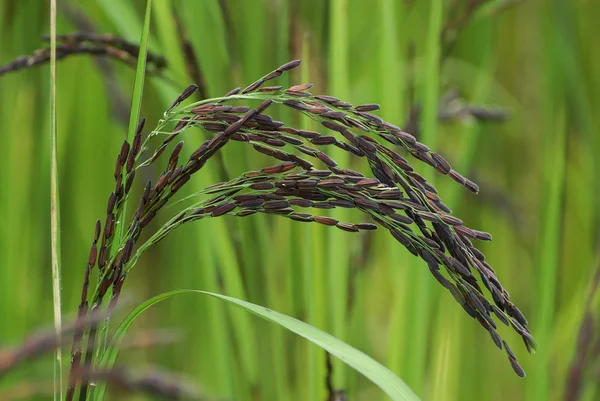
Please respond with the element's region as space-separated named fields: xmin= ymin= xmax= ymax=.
xmin=98 ymin=289 xmax=419 ymax=401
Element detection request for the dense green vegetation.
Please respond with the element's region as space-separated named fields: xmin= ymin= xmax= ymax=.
xmin=0 ymin=1 xmax=598 ymax=400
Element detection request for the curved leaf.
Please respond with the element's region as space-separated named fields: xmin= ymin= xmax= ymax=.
xmin=96 ymin=289 xmax=419 ymax=401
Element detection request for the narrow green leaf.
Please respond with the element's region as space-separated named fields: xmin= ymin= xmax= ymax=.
xmin=116 ymin=0 xmax=152 ymax=244
xmin=96 ymin=289 xmax=419 ymax=401
xmin=49 ymin=0 xmax=62 ymax=399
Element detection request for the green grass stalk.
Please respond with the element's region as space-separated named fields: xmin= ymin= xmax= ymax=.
xmin=49 ymin=1 xmax=63 ymax=399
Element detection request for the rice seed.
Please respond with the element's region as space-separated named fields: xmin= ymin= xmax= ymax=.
xmin=262 ymin=162 xmax=296 ymax=174
xmin=472 ymin=229 xmax=493 ymax=241
xmin=312 ymin=202 xmax=335 ymax=209
xmin=166 ymin=141 xmax=182 ymax=163
xmin=118 ymin=140 xmax=130 ymax=166
xmin=390 ymin=229 xmax=412 ymax=247
xmin=464 ymin=179 xmax=479 ymax=194
xmin=289 ymin=198 xmax=312 ymax=207
xmin=320 ymin=111 xmax=346 ymax=120
xmin=191 ymin=104 xmax=215 ymax=114
xmin=506 ymin=303 xmax=528 ymax=327
xmin=276 ymin=180 xmax=298 ymax=189
xmin=224 ymin=120 xmax=243 ymax=136
xmin=316 ymin=152 xmax=337 ymax=167
xmin=297 ymin=179 xmax=318 ymax=189
xmin=277 ymin=59 xmax=302 ymax=72
xmin=266 ymin=207 xmax=294 ymax=215
xmin=264 ymin=70 xmax=283 ymax=81
xmin=277 ymin=135 xmax=302 ymax=146
xmin=210 ymin=105 xmax=233 ymax=113
xmin=439 ymin=214 xmax=463 ymax=226
xmin=265 ymin=138 xmax=287 ymax=147
xmin=336 ymin=222 xmax=359 ymax=232
xmin=356 ymin=178 xmax=380 ymax=187
xmin=354 ymin=223 xmax=378 ymax=230
xmin=155 ymin=171 xmax=172 ymax=195
xmin=333 ymin=101 xmax=352 ymax=108
xmin=314 ymin=216 xmax=338 ymax=226
xmin=170 ymin=174 xmax=190 ymax=194
xmin=286 ymin=90 xmax=312 ymax=98
xmin=451 ymin=257 xmax=473 ymax=277
xmin=318 ymin=178 xmax=345 ymax=187
xmin=355 ymin=104 xmax=380 ymax=112
xmin=311 ymin=136 xmax=337 ymax=145
xmin=104 ymin=214 xmax=115 ymax=239
xmin=288 ymin=83 xmax=314 ymax=91
xmin=509 ymin=357 xmax=526 ymax=377
xmin=258 ymin=85 xmax=283 ymax=92
xmin=390 ymin=213 xmax=414 ymax=225
xmin=420 ymin=235 xmax=441 ymax=249
xmin=132 ymin=133 xmax=143 ymax=156
xmin=329 ymin=199 xmax=355 ymax=208
xmin=300 ymin=192 xmax=328 ymax=201
xmin=289 ymin=213 xmax=314 ymax=222
xmin=430 ymin=152 xmax=451 ymax=174
xmin=264 ymin=200 xmax=291 ymax=210
xmin=231 ymin=133 xmax=249 ymax=142
xmin=298 ymin=130 xmax=320 ymax=139
xmin=88 ymin=243 xmax=98 ymax=267
xmin=448 ymin=169 xmax=467 ymax=185
xmin=306 ymin=106 xmax=329 ymax=114
xmin=211 ymin=202 xmax=236 ymax=217
xmin=256 ymin=99 xmax=274 ymax=114
xmin=190 ymin=143 xmax=209 ymax=160
xmin=151 ymin=144 xmax=168 ymax=163
xmin=321 ymin=120 xmax=347 ymax=133
xmin=162 ymin=132 xmax=179 ymax=146
xmin=354 ymin=197 xmax=379 ymax=211
xmin=94 ymin=220 xmax=101 ymax=243
xmin=125 ymin=171 xmax=135 ymax=193
xmin=283 ymin=99 xmax=310 ymax=111
xmin=203 ymin=122 xmax=228 ymax=132
xmin=139 ymin=211 xmax=157 ymax=229
xmin=470 ymin=246 xmax=485 ymax=261
xmin=98 ymin=246 xmax=107 ymax=270
xmin=356 ymin=111 xmax=384 ymax=125
xmin=274 ymin=188 xmax=298 ymax=196
xmin=239 ymin=199 xmax=265 ymax=208
xmin=430 ymin=268 xmax=451 ymax=288
xmin=249 ymin=182 xmax=275 ymax=190
xmin=488 ymin=328 xmax=503 ymax=350
xmin=492 ymin=305 xmax=509 ymax=326
xmin=242 ymin=78 xmax=265 ymax=94
xmin=234 ymin=194 xmax=261 ymax=202
xmin=224 ymin=87 xmax=241 ymax=96
xmin=306 ymin=170 xmax=332 ymax=177
xmin=169 ymin=84 xmax=198 ymax=110
xmin=314 ymin=95 xmax=339 ymax=104
xmin=121 ymin=238 xmax=135 ymax=264
xmin=126 ymin=151 xmax=136 ymax=174
xmin=107 ymin=192 xmax=116 ymax=215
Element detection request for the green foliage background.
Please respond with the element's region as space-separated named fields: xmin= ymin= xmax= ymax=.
xmin=0 ymin=1 xmax=598 ymax=400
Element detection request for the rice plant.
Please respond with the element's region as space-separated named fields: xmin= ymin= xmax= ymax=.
xmin=2 ymin=1 xmax=597 ymax=400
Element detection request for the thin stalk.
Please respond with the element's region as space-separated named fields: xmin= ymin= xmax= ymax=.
xmin=300 ymin=37 xmax=326 ymax=401
xmin=328 ymin=0 xmax=350 ymax=388
xmin=403 ymin=0 xmax=443 ymax=393
xmin=528 ymin=2 xmax=568 ymax=399
xmin=116 ymin=0 xmax=152 ymax=244
xmin=49 ymin=0 xmax=63 ymax=399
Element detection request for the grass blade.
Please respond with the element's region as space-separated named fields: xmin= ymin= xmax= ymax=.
xmin=115 ymin=0 xmax=152 ymax=245
xmin=98 ymin=289 xmax=420 ymax=401
xmin=49 ymin=0 xmax=62 ymax=399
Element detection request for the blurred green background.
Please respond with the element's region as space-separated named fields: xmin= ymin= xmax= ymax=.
xmin=0 ymin=0 xmax=598 ymax=400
